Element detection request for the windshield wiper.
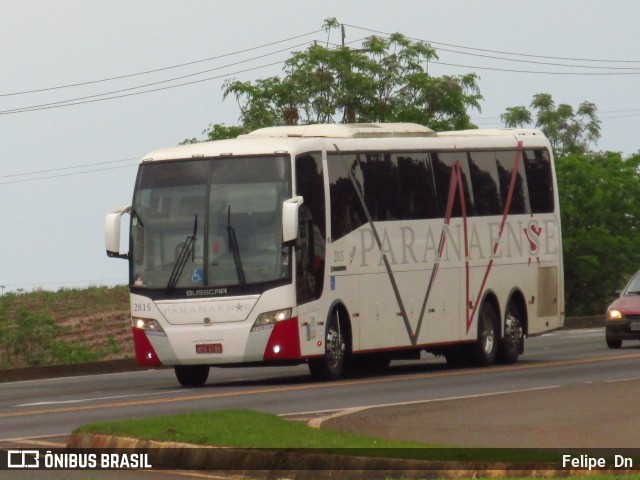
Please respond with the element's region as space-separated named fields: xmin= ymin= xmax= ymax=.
xmin=227 ymin=205 xmax=246 ymax=288
xmin=626 ymin=290 xmax=640 ymax=295
xmin=166 ymin=215 xmax=197 ymax=293
xmin=131 ymin=209 xmax=145 ymax=228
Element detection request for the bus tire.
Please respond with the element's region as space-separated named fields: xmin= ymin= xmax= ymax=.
xmin=470 ymin=301 xmax=499 ymax=366
xmin=308 ymin=309 xmax=346 ymax=381
xmin=174 ymin=365 xmax=209 ymax=387
xmin=497 ymin=302 xmax=524 ymax=364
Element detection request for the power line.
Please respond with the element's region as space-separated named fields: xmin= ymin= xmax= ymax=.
xmin=0 ymin=163 xmax=138 ymax=186
xmin=0 ymin=41 xmax=313 ymax=115
xmin=0 ymin=157 xmax=140 ymax=179
xmin=0 ymin=29 xmax=323 ymax=97
xmin=344 ymin=23 xmax=640 ymax=64
xmin=0 ymin=35 xmax=371 ymax=116
xmin=0 ymin=59 xmax=286 ymax=115
xmin=342 ymin=25 xmax=640 ymax=75
xmin=6 ymin=23 xmax=638 ymax=118
xmin=433 ymin=47 xmax=640 ymax=71
xmin=431 ymin=60 xmax=640 ymax=75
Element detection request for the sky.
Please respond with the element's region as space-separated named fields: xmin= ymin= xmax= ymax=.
xmin=2 ymin=0 xmax=640 ymax=293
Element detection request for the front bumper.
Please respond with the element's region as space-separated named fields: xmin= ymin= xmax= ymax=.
xmin=605 ymin=317 xmax=640 ymax=340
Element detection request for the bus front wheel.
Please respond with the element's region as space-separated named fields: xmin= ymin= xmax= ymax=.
xmin=174 ymin=365 xmax=210 ymax=387
xmin=308 ymin=309 xmax=346 ymax=381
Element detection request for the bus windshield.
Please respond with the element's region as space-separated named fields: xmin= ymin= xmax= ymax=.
xmin=130 ymin=155 xmax=292 ymax=293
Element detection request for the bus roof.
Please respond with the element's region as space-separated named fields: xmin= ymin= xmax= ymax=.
xmin=241 ymin=123 xmax=435 ymax=138
xmin=436 ymin=128 xmax=546 ymax=138
xmin=140 ymin=124 xmax=549 ymax=162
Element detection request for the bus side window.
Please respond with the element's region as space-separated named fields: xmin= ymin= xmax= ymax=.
xmin=523 ymin=149 xmax=554 ymax=213
xmin=327 ymin=154 xmax=367 ymax=240
xmin=295 ymin=153 xmax=326 ymax=304
xmin=467 ymin=151 xmax=502 ymax=216
xmin=496 ymin=150 xmax=529 ymax=215
xmin=396 ymin=153 xmax=439 ymax=220
xmin=432 ymin=152 xmax=476 ymax=217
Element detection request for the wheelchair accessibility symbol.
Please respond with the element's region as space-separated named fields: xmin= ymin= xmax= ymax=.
xmin=191 ymin=268 xmax=204 ymax=284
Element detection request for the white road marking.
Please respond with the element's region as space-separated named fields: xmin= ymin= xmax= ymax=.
xmin=0 ymin=432 xmax=69 ymax=443
xmin=543 ymin=328 xmax=603 ymax=336
xmin=15 ymin=389 xmax=182 ymax=408
xmin=285 ymin=385 xmax=561 ymax=428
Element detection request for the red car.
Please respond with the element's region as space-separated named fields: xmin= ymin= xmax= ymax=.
xmin=606 ymin=270 xmax=640 ymax=348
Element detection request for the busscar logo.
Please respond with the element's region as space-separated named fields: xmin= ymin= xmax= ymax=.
xmin=8 ymin=450 xmax=39 ymax=469
xmin=186 ymin=288 xmax=228 ymax=297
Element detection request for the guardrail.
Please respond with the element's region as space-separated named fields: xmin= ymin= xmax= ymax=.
xmin=563 ymin=315 xmax=603 ymax=330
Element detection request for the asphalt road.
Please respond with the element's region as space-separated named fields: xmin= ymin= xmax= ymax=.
xmin=2 ymin=326 xmax=640 ymax=478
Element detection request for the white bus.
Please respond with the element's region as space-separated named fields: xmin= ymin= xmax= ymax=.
xmin=105 ymin=123 xmax=564 ymax=387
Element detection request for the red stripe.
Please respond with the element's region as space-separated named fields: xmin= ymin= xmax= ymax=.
xmin=467 ymin=141 xmax=524 ymax=332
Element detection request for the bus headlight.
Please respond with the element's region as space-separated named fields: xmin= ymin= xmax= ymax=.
xmin=251 ymin=308 xmax=292 ymax=332
xmin=608 ymin=309 xmax=623 ymax=320
xmin=132 ymin=317 xmax=167 ymax=336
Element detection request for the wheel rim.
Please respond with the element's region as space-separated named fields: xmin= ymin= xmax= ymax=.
xmin=480 ymin=309 xmax=495 ymax=354
xmin=505 ymin=310 xmax=523 ymax=345
xmin=326 ymin=315 xmax=345 ymax=370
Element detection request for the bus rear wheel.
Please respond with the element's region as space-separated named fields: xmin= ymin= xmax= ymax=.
xmin=174 ymin=365 xmax=209 ymax=387
xmin=308 ymin=309 xmax=347 ymax=381
xmin=470 ymin=301 xmax=499 ymax=366
xmin=497 ymin=302 xmax=524 ymax=364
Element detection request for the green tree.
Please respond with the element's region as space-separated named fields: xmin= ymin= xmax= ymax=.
xmin=221 ymin=20 xmax=482 ymax=131
xmin=501 ymin=93 xmax=601 ymax=156
xmin=556 ymin=151 xmax=640 ymax=315
xmin=181 ymin=123 xmax=248 ymax=144
xmin=500 ymin=106 xmax=532 ymax=128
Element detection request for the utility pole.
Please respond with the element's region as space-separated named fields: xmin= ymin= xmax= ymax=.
xmin=341 ymin=24 xmax=356 ymax=123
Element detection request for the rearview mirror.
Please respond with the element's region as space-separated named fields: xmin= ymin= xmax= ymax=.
xmin=105 ymin=205 xmax=131 ymax=259
xmin=282 ymin=196 xmax=303 ymax=244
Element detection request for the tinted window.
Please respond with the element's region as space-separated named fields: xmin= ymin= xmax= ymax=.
xmin=396 ymin=153 xmax=439 ymax=220
xmin=327 ymin=154 xmax=368 ymax=240
xmin=468 ymin=151 xmax=502 ymax=216
xmin=328 ymin=152 xmax=440 ymax=239
xmin=326 ymin=148 xmax=553 ymax=239
xmin=496 ymin=150 xmax=529 ymax=215
xmin=357 ymin=153 xmax=400 ymax=221
xmin=432 ymin=152 xmax=475 ymax=217
xmin=296 ymin=153 xmax=326 ymax=303
xmin=523 ymin=149 xmax=554 ymax=213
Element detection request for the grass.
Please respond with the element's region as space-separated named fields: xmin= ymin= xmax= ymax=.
xmin=75 ymin=409 xmax=566 ymax=465
xmin=73 ymin=410 xmax=640 ymax=478
xmin=75 ymin=409 xmax=429 ymax=449
xmin=0 ymin=285 xmax=131 ymax=368
xmin=0 ymin=285 xmax=129 ymax=316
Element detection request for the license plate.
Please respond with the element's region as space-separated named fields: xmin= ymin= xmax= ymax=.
xmin=196 ymin=343 xmax=223 ymax=354
xmin=630 ymin=322 xmax=640 ymax=331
